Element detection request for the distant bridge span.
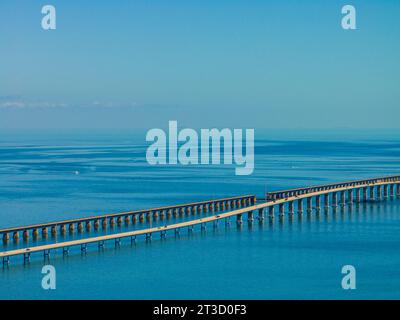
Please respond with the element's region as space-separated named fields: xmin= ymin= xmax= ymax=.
xmin=1 ymin=175 xmax=400 ymax=264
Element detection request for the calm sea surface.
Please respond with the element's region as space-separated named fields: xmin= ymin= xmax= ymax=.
xmin=0 ymin=129 xmax=400 ymax=299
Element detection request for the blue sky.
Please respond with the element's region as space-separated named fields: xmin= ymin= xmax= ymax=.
xmin=0 ymin=0 xmax=399 ymax=129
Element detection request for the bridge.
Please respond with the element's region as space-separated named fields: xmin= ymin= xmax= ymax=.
xmin=0 ymin=194 xmax=256 ymax=242
xmin=1 ymin=175 xmax=400 ymax=265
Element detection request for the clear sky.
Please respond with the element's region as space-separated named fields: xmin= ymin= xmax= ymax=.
xmin=0 ymin=0 xmax=399 ymax=130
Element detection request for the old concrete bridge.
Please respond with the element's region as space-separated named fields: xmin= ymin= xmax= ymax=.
xmin=1 ymin=175 xmax=399 ymax=265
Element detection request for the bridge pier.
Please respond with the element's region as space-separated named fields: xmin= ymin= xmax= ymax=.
xmin=236 ymin=214 xmax=243 ymax=224
xmin=94 ymin=220 xmax=100 ymax=229
xmin=42 ymin=227 xmax=48 ymax=238
xmin=355 ymin=189 xmax=361 ymax=203
xmin=258 ymin=208 xmax=264 ymax=220
xmin=77 ymin=222 xmax=84 ymax=232
xmin=279 ymin=204 xmax=284 ymax=217
xmin=363 ymin=187 xmax=368 ymax=201
xmin=2 ymin=256 xmax=10 ymax=266
xmin=348 ymin=190 xmax=353 ymax=204
xmin=85 ymin=221 xmax=91 ymax=231
xmin=306 ymin=198 xmax=312 ymax=213
xmin=324 ymin=194 xmax=329 ymax=209
xmin=160 ymin=210 xmax=166 ymax=219
xmin=297 ymin=199 xmax=303 ymax=214
xmin=384 ymin=185 xmax=389 ymax=199
xmin=51 ymin=226 xmax=57 ymax=236
xmin=22 ymin=230 xmax=29 ymax=240
xmin=268 ymin=206 xmax=274 ymax=219
xmin=377 ymin=186 xmax=382 ymax=200
xmin=69 ymin=223 xmax=75 ymax=233
xmin=370 ymin=186 xmax=375 ymax=201
xmin=102 ymin=218 xmax=107 ymax=228
xmin=288 ymin=201 xmax=294 ymax=215
xmin=167 ymin=209 xmax=172 ymax=218
xmin=316 ymin=196 xmax=321 ymax=211
xmin=60 ymin=224 xmax=66 ymax=234
xmin=340 ymin=191 xmax=346 ymax=206
xmin=125 ymin=215 xmax=131 ymax=224
xmin=31 ymin=229 xmax=38 ymax=239
xmin=248 ymin=211 xmax=254 ymax=221
xmin=390 ymin=185 xmax=395 ymax=198
xmin=2 ymin=233 xmax=10 ymax=242
xmin=332 ymin=192 xmax=338 ymax=207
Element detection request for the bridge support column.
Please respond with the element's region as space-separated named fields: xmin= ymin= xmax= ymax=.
xmin=86 ymin=221 xmax=92 ymax=231
xmin=298 ymin=199 xmax=303 ymax=214
xmin=397 ymin=184 xmax=400 ymax=197
xmin=33 ymin=229 xmax=39 ymax=238
xmin=51 ymin=226 xmax=57 ymax=236
xmin=42 ymin=227 xmax=48 ymax=238
xmin=69 ymin=223 xmax=75 ymax=232
xmin=160 ymin=210 xmax=166 ymax=219
xmin=102 ymin=218 xmax=107 ymax=228
xmin=77 ymin=222 xmax=84 ymax=232
xmin=306 ymin=198 xmax=312 ymax=213
xmin=316 ymin=196 xmax=321 ymax=211
xmin=60 ymin=224 xmax=66 ymax=234
xmin=324 ymin=194 xmax=329 ymax=209
xmin=23 ymin=230 xmax=29 ymax=240
xmin=258 ymin=208 xmax=264 ymax=220
xmin=268 ymin=206 xmax=275 ymax=219
xmin=348 ymin=190 xmax=353 ymax=204
xmin=288 ymin=201 xmax=294 ymax=215
xmin=384 ymin=185 xmax=389 ymax=199
xmin=355 ymin=189 xmax=361 ymax=203
xmin=390 ymin=185 xmax=395 ymax=198
xmin=370 ymin=186 xmax=375 ymax=201
xmin=13 ymin=231 xmax=19 ymax=241
xmin=363 ymin=187 xmax=368 ymax=201
xmin=167 ymin=209 xmax=172 ymax=218
xmin=377 ymin=186 xmax=382 ymax=200
xmin=332 ymin=192 xmax=338 ymax=207
xmin=237 ymin=214 xmax=243 ymax=224
xmin=2 ymin=233 xmax=10 ymax=242
xmin=248 ymin=211 xmax=254 ymax=221
xmin=340 ymin=191 xmax=346 ymax=206
xmin=94 ymin=220 xmax=100 ymax=230
xmin=279 ymin=204 xmax=284 ymax=217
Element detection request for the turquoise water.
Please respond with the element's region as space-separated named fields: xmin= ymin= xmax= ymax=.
xmin=1 ymin=130 xmax=400 ymax=299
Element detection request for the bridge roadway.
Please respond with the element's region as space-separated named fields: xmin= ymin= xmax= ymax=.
xmin=1 ymin=175 xmax=400 ymax=264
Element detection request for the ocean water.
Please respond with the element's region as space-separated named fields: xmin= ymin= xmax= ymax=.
xmin=0 ymin=129 xmax=400 ymax=299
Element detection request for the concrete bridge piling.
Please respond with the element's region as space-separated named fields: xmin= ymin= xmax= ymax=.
xmin=1 ymin=176 xmax=400 ymax=264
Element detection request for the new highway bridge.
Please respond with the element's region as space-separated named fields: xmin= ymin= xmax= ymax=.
xmin=1 ymin=175 xmax=400 ymax=265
